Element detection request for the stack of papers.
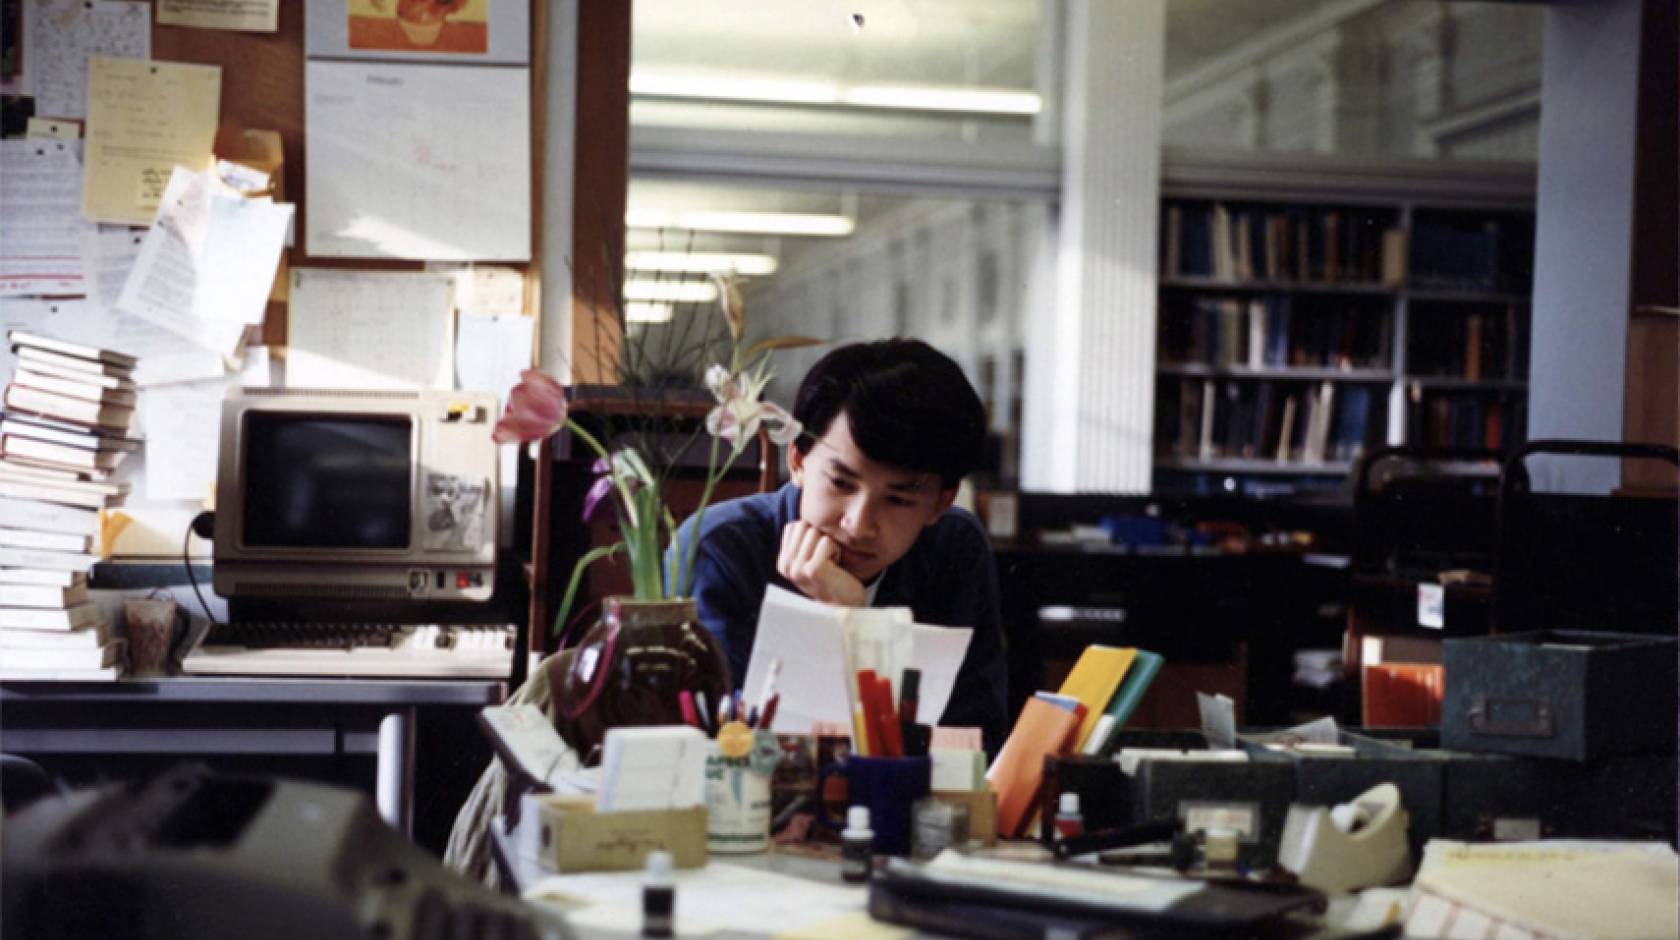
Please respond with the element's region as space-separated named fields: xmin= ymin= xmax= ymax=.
xmin=742 ymin=586 xmax=972 ymax=735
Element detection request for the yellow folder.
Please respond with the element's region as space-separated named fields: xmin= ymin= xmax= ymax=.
xmin=1056 ymin=644 xmax=1138 ymax=750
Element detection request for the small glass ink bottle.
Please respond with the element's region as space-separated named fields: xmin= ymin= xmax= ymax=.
xmin=641 ymin=850 xmax=674 ymax=938
xmin=840 ymin=805 xmax=874 ymax=883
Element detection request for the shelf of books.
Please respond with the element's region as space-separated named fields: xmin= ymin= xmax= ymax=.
xmin=1153 ymin=194 xmax=1534 ymax=497
xmin=1 ymin=330 xmax=140 ymax=681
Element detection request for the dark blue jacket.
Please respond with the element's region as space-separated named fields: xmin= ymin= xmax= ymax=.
xmin=670 ymin=483 xmax=1008 ymax=753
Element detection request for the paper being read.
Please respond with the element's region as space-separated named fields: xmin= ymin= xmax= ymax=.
xmin=741 ymin=585 xmax=973 ymax=734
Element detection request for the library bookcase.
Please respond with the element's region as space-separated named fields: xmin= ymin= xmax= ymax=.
xmin=1150 ymin=154 xmax=1536 ymax=497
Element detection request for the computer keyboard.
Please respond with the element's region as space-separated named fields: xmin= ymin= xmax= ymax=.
xmin=182 ymin=622 xmax=516 ymax=678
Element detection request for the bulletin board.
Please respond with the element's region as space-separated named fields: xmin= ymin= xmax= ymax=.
xmin=2 ymin=0 xmax=547 ymax=558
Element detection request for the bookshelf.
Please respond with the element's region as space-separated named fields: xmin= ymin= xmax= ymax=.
xmin=1150 ymin=170 xmax=1534 ymax=497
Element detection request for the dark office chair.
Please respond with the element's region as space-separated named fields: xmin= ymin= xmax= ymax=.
xmin=1 ymin=754 xmax=54 ymax=814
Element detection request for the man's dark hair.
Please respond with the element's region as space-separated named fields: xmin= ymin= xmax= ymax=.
xmin=792 ymin=338 xmax=986 ymax=488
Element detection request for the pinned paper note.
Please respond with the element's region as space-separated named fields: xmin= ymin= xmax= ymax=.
xmin=305 ymin=0 xmax=531 ymax=64
xmin=83 ymin=57 xmax=221 ymax=224
xmin=455 ymin=312 xmax=533 ymax=409
xmin=157 ymin=0 xmax=279 ymax=32
xmin=285 ymin=268 xmax=455 ymax=389
xmin=114 ymin=167 xmax=267 ymax=358
xmin=138 ymin=377 xmax=221 ymax=500
xmin=24 ymin=0 xmax=150 ymax=121
xmin=0 ymin=139 xmax=90 ymax=296
xmin=304 ymin=60 xmax=530 ymax=260
xmin=82 ymin=226 xmax=228 ymax=384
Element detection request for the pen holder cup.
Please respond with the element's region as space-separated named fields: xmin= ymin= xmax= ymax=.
xmin=816 ymin=755 xmax=931 ymax=856
xmin=704 ymin=731 xmax=779 ymax=854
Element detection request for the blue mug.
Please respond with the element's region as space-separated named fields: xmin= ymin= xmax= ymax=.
xmin=815 ymin=754 xmax=931 ymax=856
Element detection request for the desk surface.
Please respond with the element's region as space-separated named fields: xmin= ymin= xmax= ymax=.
xmin=0 ymin=677 xmax=507 ymax=705
xmin=496 ymin=826 xmax=1384 ymax=940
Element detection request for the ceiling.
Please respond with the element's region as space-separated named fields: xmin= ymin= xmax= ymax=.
xmin=631 ymin=0 xmax=1352 ymax=89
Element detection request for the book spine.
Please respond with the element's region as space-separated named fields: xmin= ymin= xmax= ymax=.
xmin=0 ymin=546 xmax=100 ymax=571
xmin=0 ymin=495 xmax=100 ymax=533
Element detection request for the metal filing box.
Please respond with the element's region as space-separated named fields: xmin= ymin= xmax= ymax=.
xmin=1441 ymin=630 xmax=1678 ymax=762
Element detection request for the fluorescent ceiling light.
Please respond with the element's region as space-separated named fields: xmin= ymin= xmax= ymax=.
xmin=625 ymin=251 xmax=779 ymax=276
xmin=623 ymin=279 xmax=720 ymax=303
xmin=631 ymin=71 xmax=1041 ymax=116
xmin=631 ymin=73 xmax=838 ymax=105
xmin=627 ymin=208 xmax=854 ymax=237
xmin=843 ymin=85 xmax=1041 ymax=115
xmin=626 ymin=302 xmax=675 ymax=323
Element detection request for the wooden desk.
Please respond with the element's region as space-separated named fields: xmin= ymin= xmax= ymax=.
xmin=0 ymin=677 xmax=505 ymax=834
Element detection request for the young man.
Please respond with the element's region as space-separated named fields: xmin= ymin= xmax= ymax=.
xmin=672 ymin=339 xmax=1008 ymax=752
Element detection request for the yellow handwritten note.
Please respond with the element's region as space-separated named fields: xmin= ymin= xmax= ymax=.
xmin=82 ymin=57 xmax=221 ymax=224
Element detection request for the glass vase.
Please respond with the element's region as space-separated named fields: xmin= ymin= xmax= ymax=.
xmin=554 ymin=596 xmax=732 ymax=761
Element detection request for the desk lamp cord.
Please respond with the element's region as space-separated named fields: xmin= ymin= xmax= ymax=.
xmin=184 ymin=512 xmax=219 ymax=631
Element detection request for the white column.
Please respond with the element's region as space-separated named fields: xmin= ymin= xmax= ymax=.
xmin=539 ymin=0 xmax=578 ymax=379
xmin=1023 ymin=0 xmax=1164 ymax=493
xmin=1528 ymin=0 xmax=1643 ymax=492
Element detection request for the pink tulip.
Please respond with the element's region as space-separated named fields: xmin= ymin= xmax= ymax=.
xmin=492 ymin=369 xmax=569 ymax=443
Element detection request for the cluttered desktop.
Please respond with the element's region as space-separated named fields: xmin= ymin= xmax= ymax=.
xmin=2 ymin=336 xmax=1676 ymax=939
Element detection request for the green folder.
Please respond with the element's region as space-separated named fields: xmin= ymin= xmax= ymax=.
xmin=1091 ymin=649 xmax=1164 ymax=756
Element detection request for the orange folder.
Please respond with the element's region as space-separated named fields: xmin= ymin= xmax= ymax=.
xmin=985 ymin=696 xmax=1084 ymax=838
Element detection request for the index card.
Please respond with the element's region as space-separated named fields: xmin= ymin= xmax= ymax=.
xmin=83 ymin=57 xmax=221 ymax=224
xmin=24 ymin=0 xmax=150 ymax=120
xmin=455 ymin=312 xmax=533 ymax=409
xmin=157 ymin=0 xmax=279 ymax=32
xmin=285 ymin=268 xmax=455 ymax=389
xmin=25 ymin=118 xmax=79 ymax=139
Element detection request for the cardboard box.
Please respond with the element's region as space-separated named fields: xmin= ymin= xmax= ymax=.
xmin=931 ymin=788 xmax=998 ymax=846
xmin=534 ymin=796 xmax=707 ymax=873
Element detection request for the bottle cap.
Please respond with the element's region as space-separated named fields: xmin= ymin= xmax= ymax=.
xmin=846 ymin=805 xmax=872 ymax=833
xmin=644 ymin=849 xmax=673 ymax=883
xmin=1058 ymin=792 xmax=1081 ymax=815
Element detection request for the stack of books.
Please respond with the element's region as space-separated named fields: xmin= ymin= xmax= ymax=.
xmin=0 ymin=330 xmax=141 ymax=680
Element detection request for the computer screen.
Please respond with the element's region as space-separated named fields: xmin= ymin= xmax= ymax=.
xmin=242 ymin=414 xmax=413 ymax=550
xmin=212 ymin=388 xmax=499 ymax=604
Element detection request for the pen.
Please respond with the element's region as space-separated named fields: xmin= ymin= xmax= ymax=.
xmin=855 ymin=670 xmax=879 ymax=756
xmin=719 ymin=692 xmax=734 ymax=725
xmin=757 ymin=658 xmax=782 ymax=715
xmin=875 ymin=674 xmax=903 ymax=757
xmin=695 ymin=691 xmax=713 ymax=736
xmin=758 ymin=693 xmax=779 ymax=732
xmin=678 ymin=690 xmax=699 ymax=728
xmin=898 ymin=667 xmax=921 ymax=737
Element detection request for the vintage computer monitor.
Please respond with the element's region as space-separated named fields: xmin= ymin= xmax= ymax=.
xmin=211 ymin=388 xmax=499 ymax=606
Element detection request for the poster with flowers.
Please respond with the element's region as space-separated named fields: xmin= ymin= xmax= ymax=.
xmin=303 ymin=0 xmax=528 ymax=65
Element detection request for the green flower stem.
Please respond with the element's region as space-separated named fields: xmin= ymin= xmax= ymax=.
xmin=675 ymin=432 xmax=739 ymax=597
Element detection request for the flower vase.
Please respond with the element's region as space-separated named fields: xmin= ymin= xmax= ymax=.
xmin=553 ymin=596 xmax=731 ymax=761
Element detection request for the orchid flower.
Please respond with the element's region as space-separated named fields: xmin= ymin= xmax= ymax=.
xmin=492 ymin=369 xmax=568 ymax=444
xmin=704 ymin=362 xmax=803 ymax=447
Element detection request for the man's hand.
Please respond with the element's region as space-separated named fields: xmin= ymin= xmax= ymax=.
xmin=777 ymin=520 xmax=867 ymax=608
